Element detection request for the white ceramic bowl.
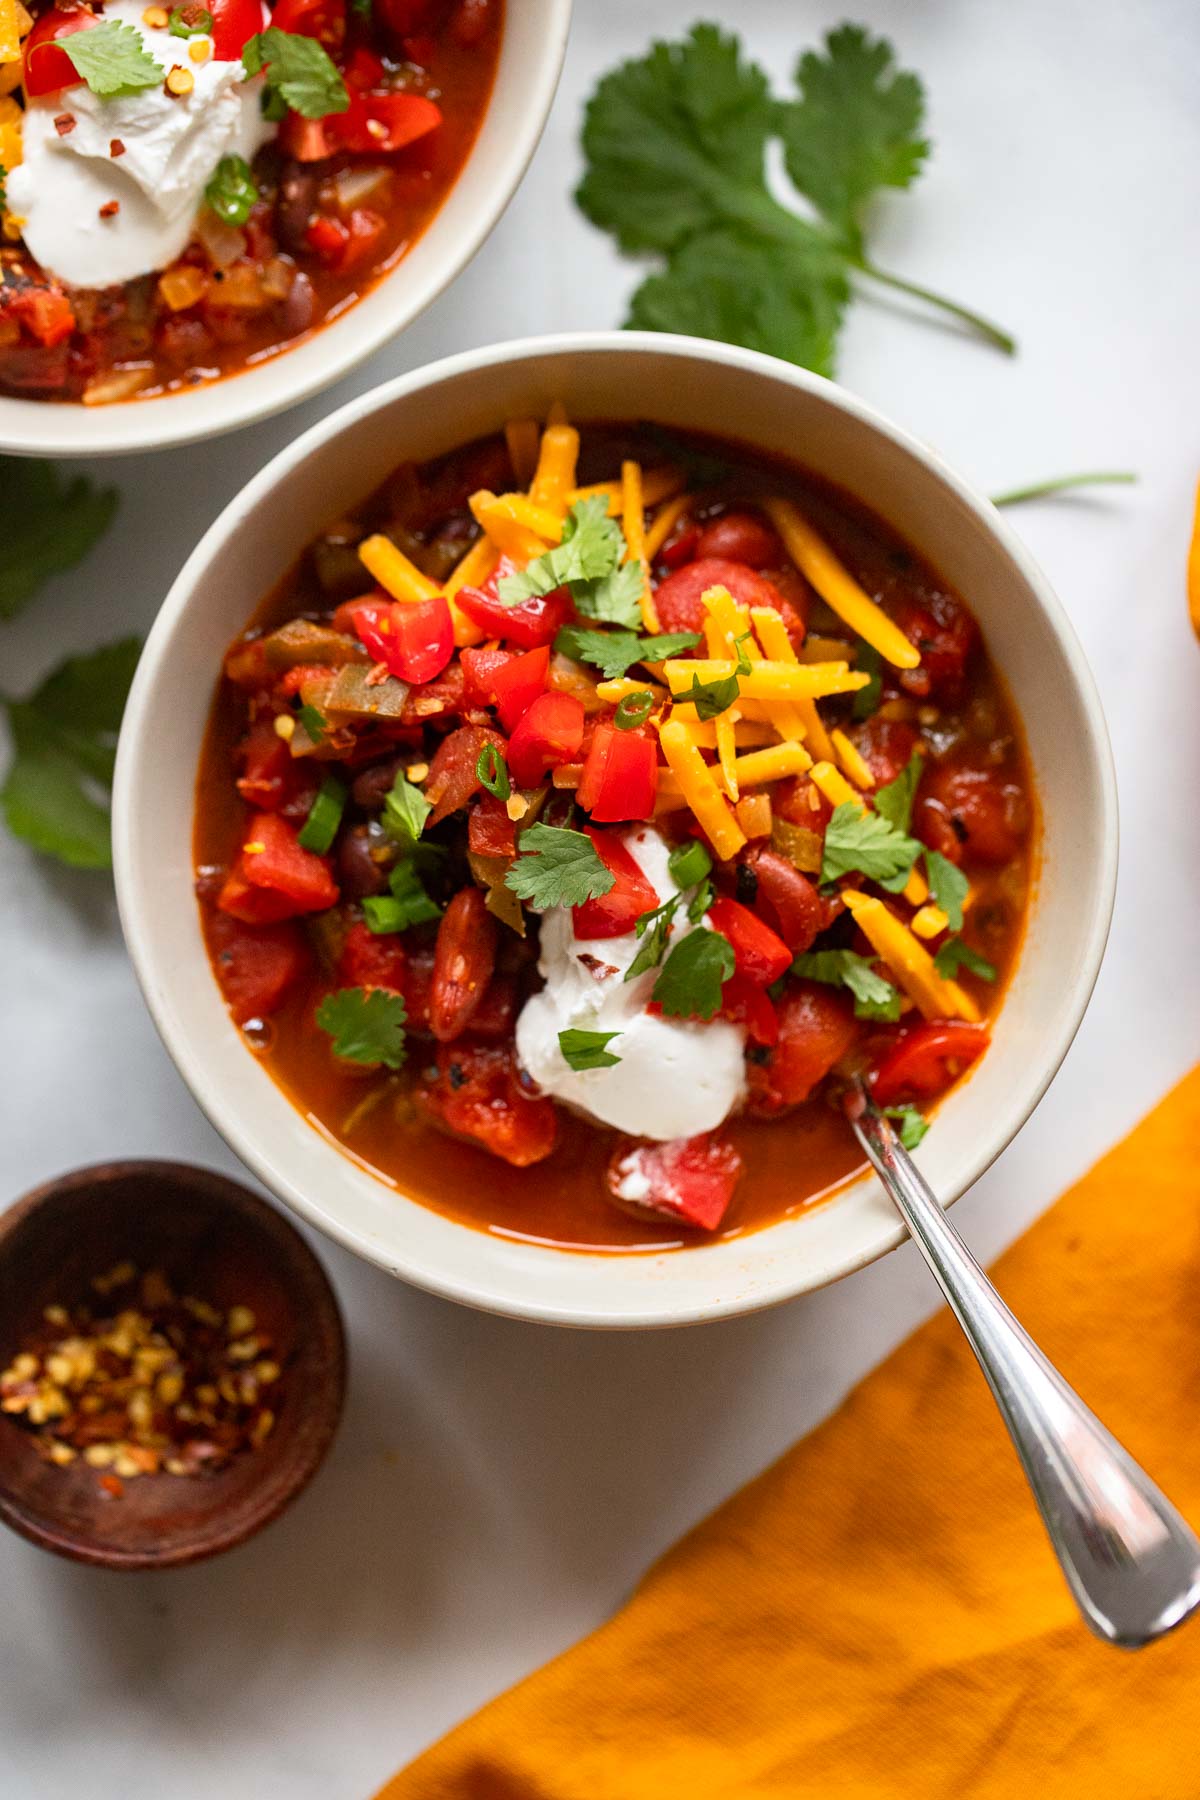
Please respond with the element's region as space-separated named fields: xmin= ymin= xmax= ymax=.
xmin=113 ymin=333 xmax=1118 ymax=1329
xmin=0 ymin=1 xmax=570 ymax=459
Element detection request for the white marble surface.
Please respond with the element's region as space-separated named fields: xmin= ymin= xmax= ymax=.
xmin=3 ymin=2 xmax=1199 ymax=1793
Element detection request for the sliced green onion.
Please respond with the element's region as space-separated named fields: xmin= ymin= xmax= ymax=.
xmin=668 ymin=839 xmax=712 ymax=890
xmin=476 ymin=742 xmax=511 ymax=801
xmin=297 ymin=774 xmax=346 ymax=854
xmin=169 ymin=4 xmax=214 ymax=36
xmin=388 ymin=857 xmax=442 ymax=925
xmin=614 ymin=689 xmax=654 ymax=730
xmin=205 ymin=154 xmax=258 ymax=228
xmin=362 ymin=896 xmax=406 ymax=935
xmin=295 ymin=703 xmax=327 ymax=745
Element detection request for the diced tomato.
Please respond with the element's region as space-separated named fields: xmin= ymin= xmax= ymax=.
xmin=233 ymin=811 xmax=339 ymax=914
xmin=461 ymin=644 xmax=517 ymax=711
xmin=344 ymin=45 xmax=386 ymax=88
xmin=706 ymin=897 xmax=792 ymax=986
xmin=720 ymin=973 xmax=778 ymax=1047
xmin=418 ymin=1043 xmax=558 ymax=1166
xmin=22 ymin=7 xmax=98 ymax=97
xmin=457 ymin=575 xmax=575 ymax=649
xmin=466 ymin=971 xmax=517 ymax=1041
xmin=209 ymin=913 xmax=310 ymax=1025
xmin=281 ymin=112 xmax=337 ymax=162
xmin=746 ymin=982 xmax=858 ymax=1116
xmin=468 ymin=794 xmax=518 ymax=858
xmin=234 ymin=721 xmax=292 ymax=812
xmin=305 ymin=215 xmax=351 ymax=268
xmin=337 ymin=91 xmax=443 ymax=154
xmin=571 ymin=828 xmax=658 ymax=940
xmin=656 ymin=521 xmax=700 ymax=570
xmin=335 ymin=207 xmax=388 ymax=272
xmin=652 ymin=558 xmax=792 ymax=636
xmin=398 ymin=657 xmax=463 ymax=723
xmin=871 ymin=1021 xmax=990 ymax=1106
xmin=339 ymin=919 xmax=407 ymax=993
xmin=429 ymin=887 xmax=498 ymax=1042
xmin=894 ymin=590 xmax=977 ymax=703
xmin=917 ymin=760 xmax=1028 ymax=867
xmin=507 ymin=691 xmax=584 ymax=788
xmin=217 ymin=866 xmax=307 ymax=925
xmin=740 ymin=848 xmax=828 ymax=955
xmin=425 ymin=723 xmax=505 ymax=825
xmin=851 ymin=717 xmax=920 ymax=789
xmin=269 ymin=0 xmax=346 ymax=43
xmin=772 ymin=773 xmax=833 ymax=833
xmin=6 ymin=286 xmax=76 ymax=349
xmin=694 ymin=511 xmax=782 ymax=569
xmin=488 ymin=645 xmax=550 ymax=731
xmin=606 ymin=1132 xmax=744 ymax=1232
xmin=208 ymin=0 xmax=264 ymax=58
xmin=332 ymin=592 xmax=388 ymax=636
xmin=349 ymin=595 xmax=454 ymax=685
xmin=576 ymin=724 xmax=658 ymax=824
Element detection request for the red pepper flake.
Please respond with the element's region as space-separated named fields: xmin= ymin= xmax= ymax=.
xmin=110 ymin=138 xmax=126 ymax=158
xmin=53 ymin=113 xmax=76 ymax=137
xmin=99 ymin=201 xmax=120 ymax=219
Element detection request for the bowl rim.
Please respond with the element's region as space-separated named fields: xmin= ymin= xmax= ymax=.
xmin=0 ymin=0 xmax=572 ymax=460
xmin=113 ymin=331 xmax=1119 ymax=1328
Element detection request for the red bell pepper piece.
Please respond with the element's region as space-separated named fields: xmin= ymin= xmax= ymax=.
xmin=6 ymin=286 xmax=76 ymax=349
xmin=487 ymin=645 xmax=549 ymax=730
xmin=706 ymin=897 xmax=792 ymax=986
xmin=870 ymin=1022 xmax=990 ymax=1107
xmin=507 ymin=691 xmax=583 ymax=789
xmin=719 ymin=973 xmax=779 ymax=1047
xmin=418 ymin=1043 xmax=558 ymax=1167
xmin=461 ymin=644 xmax=516 ymax=711
xmin=23 ymin=8 xmax=99 ymax=97
xmin=606 ymin=1131 xmax=744 ymax=1232
xmin=305 ymin=215 xmax=351 ymax=267
xmin=456 ymin=568 xmax=575 ymax=649
xmin=268 ymin=0 xmax=346 ymax=40
xmin=348 ymin=594 xmax=454 ymax=685
xmin=571 ymin=827 xmax=658 ymax=940
xmin=336 ymin=91 xmax=443 ymax=154
xmin=425 ymin=724 xmax=505 ymax=825
xmin=468 ymin=794 xmax=518 ymax=858
xmin=576 ymin=724 xmax=658 ymax=824
xmin=745 ymin=983 xmax=859 ymax=1117
xmin=209 ymin=913 xmax=310 ymax=1024
xmin=230 ymin=811 xmax=339 ymax=915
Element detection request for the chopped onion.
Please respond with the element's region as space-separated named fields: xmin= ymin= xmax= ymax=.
xmin=261 ymin=256 xmax=295 ymax=301
xmin=82 ymin=365 xmax=154 ymax=407
xmin=196 ymin=208 xmax=247 ymax=270
xmin=328 ymin=165 xmax=393 ymax=218
xmin=213 ymin=264 xmax=268 ymax=311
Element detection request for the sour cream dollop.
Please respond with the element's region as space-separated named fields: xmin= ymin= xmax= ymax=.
xmin=514 ymin=826 xmax=747 ymax=1141
xmin=8 ymin=0 xmax=274 ymax=288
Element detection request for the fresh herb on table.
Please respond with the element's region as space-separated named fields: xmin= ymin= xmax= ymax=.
xmin=0 ymin=459 xmax=118 ymax=621
xmin=933 ymin=937 xmax=997 ymax=982
xmin=59 ymin=20 xmax=164 ymax=97
xmin=504 ymin=822 xmax=615 ymax=909
xmin=577 ymin=22 xmax=1015 ymax=377
xmin=554 ymin=625 xmax=701 ymax=680
xmin=652 ymin=926 xmax=735 ymax=1020
xmin=884 ymin=1103 xmax=929 ymax=1150
xmin=1 ymin=637 xmax=141 ymax=869
xmin=559 ymin=1028 xmax=622 ymax=1071
xmin=991 ymin=472 xmax=1137 ymax=507
xmin=792 ymin=948 xmax=903 ymax=1021
xmin=316 ymin=987 xmax=408 ymax=1068
xmin=243 ymin=28 xmax=349 ymax=121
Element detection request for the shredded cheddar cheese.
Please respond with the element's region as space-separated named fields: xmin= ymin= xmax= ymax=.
xmin=569 ymin=466 xmax=685 ymax=517
xmin=903 ymin=866 xmax=929 ymax=907
xmin=659 ymin=720 xmax=746 ymax=861
xmin=642 ymin=493 xmax=691 ymax=562
xmin=831 ymin=728 xmax=875 ymax=789
xmin=763 ymin=497 xmax=921 ymax=671
xmin=0 ymin=0 xmax=20 ymax=62
xmin=622 ymin=460 xmax=660 ymax=632
xmin=714 ymin=709 xmax=740 ymax=800
xmin=530 ymin=424 xmax=580 ymax=519
xmin=728 ymin=741 xmax=813 ymax=788
xmin=843 ymin=891 xmax=980 ymax=1023
xmin=809 ymin=759 xmax=863 ymax=812
xmin=358 ymin=534 xmax=439 ymax=604
xmin=664 ymin=658 xmax=869 ymax=704
xmin=469 ymin=491 xmax=549 ymax=565
xmin=749 ymin=607 xmax=838 ymax=760
xmin=911 ymin=904 xmax=950 ymax=939
xmin=504 ymin=418 xmax=541 ymax=489
xmin=441 ymin=535 xmax=499 ymax=646
xmin=595 ymin=677 xmax=668 ymax=706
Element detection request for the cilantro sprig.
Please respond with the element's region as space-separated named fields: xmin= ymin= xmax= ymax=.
xmin=0 ymin=459 xmax=118 ymax=622
xmin=554 ymin=625 xmax=701 ymax=680
xmin=884 ymin=1104 xmax=929 ymax=1150
xmin=504 ymin=823 xmax=615 ymax=910
xmin=577 ymin=22 xmax=1014 ymax=377
xmin=316 ymin=987 xmax=407 ymax=1069
xmin=933 ymin=937 xmax=996 ymax=982
xmin=821 ymin=802 xmax=920 ymax=889
xmin=498 ymin=498 xmax=644 ymax=628
xmin=60 ymin=20 xmax=164 ymax=98
xmin=559 ymin=1028 xmax=622 ymax=1071
xmin=243 ymin=27 xmax=349 ymax=121
xmin=792 ymin=948 xmax=902 ymax=1021
xmin=652 ymin=926 xmax=735 ymax=1021
xmin=382 ymin=769 xmax=432 ymax=850
xmin=2 ymin=638 xmax=141 ymax=869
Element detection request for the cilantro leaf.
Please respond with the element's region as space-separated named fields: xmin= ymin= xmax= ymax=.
xmin=652 ymin=926 xmax=735 ymax=1021
xmin=504 ymin=823 xmax=615 ymax=910
xmin=923 ymin=849 xmax=969 ymax=932
xmin=851 ymin=643 xmax=882 ymax=721
xmin=873 ymin=750 xmax=922 ymax=834
xmin=672 ymin=668 xmax=740 ymax=721
xmin=60 ymin=20 xmax=163 ymax=97
xmin=498 ymin=496 xmax=621 ymax=604
xmin=626 ymin=227 xmax=849 ymax=379
xmin=572 ymin=562 xmax=646 ymax=630
xmin=315 ymin=987 xmax=407 ymax=1069
xmin=820 ymin=801 xmax=920 ymax=888
xmin=559 ymin=1028 xmax=622 ymax=1071
xmin=576 ymin=22 xmax=1015 ymax=375
xmin=243 ymin=27 xmax=349 ymax=120
xmin=1 ymin=638 xmax=140 ymax=869
xmin=884 ymin=1103 xmax=929 ymax=1151
xmin=792 ymin=948 xmax=902 ymax=1021
xmin=624 ymin=894 xmax=679 ymax=982
xmin=933 ymin=936 xmax=996 ymax=982
xmin=0 ymin=459 xmax=118 ymax=621
xmin=382 ymin=770 xmax=431 ymax=850
xmin=780 ymin=24 xmax=928 ymax=253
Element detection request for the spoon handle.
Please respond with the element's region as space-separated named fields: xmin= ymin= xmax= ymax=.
xmin=852 ymin=1105 xmax=1200 ymax=1648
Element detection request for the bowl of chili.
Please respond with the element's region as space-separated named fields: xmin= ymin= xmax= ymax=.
xmin=113 ymin=333 xmax=1118 ymax=1327
xmin=0 ymin=0 xmax=570 ymax=455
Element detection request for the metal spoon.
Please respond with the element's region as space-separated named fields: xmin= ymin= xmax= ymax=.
xmin=848 ymin=1082 xmax=1200 ymax=1648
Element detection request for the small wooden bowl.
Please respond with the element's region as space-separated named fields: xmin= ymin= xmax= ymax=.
xmin=0 ymin=1161 xmax=345 ymax=1570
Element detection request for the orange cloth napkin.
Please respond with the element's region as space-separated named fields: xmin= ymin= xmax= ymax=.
xmin=378 ymin=1068 xmax=1200 ymax=1800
